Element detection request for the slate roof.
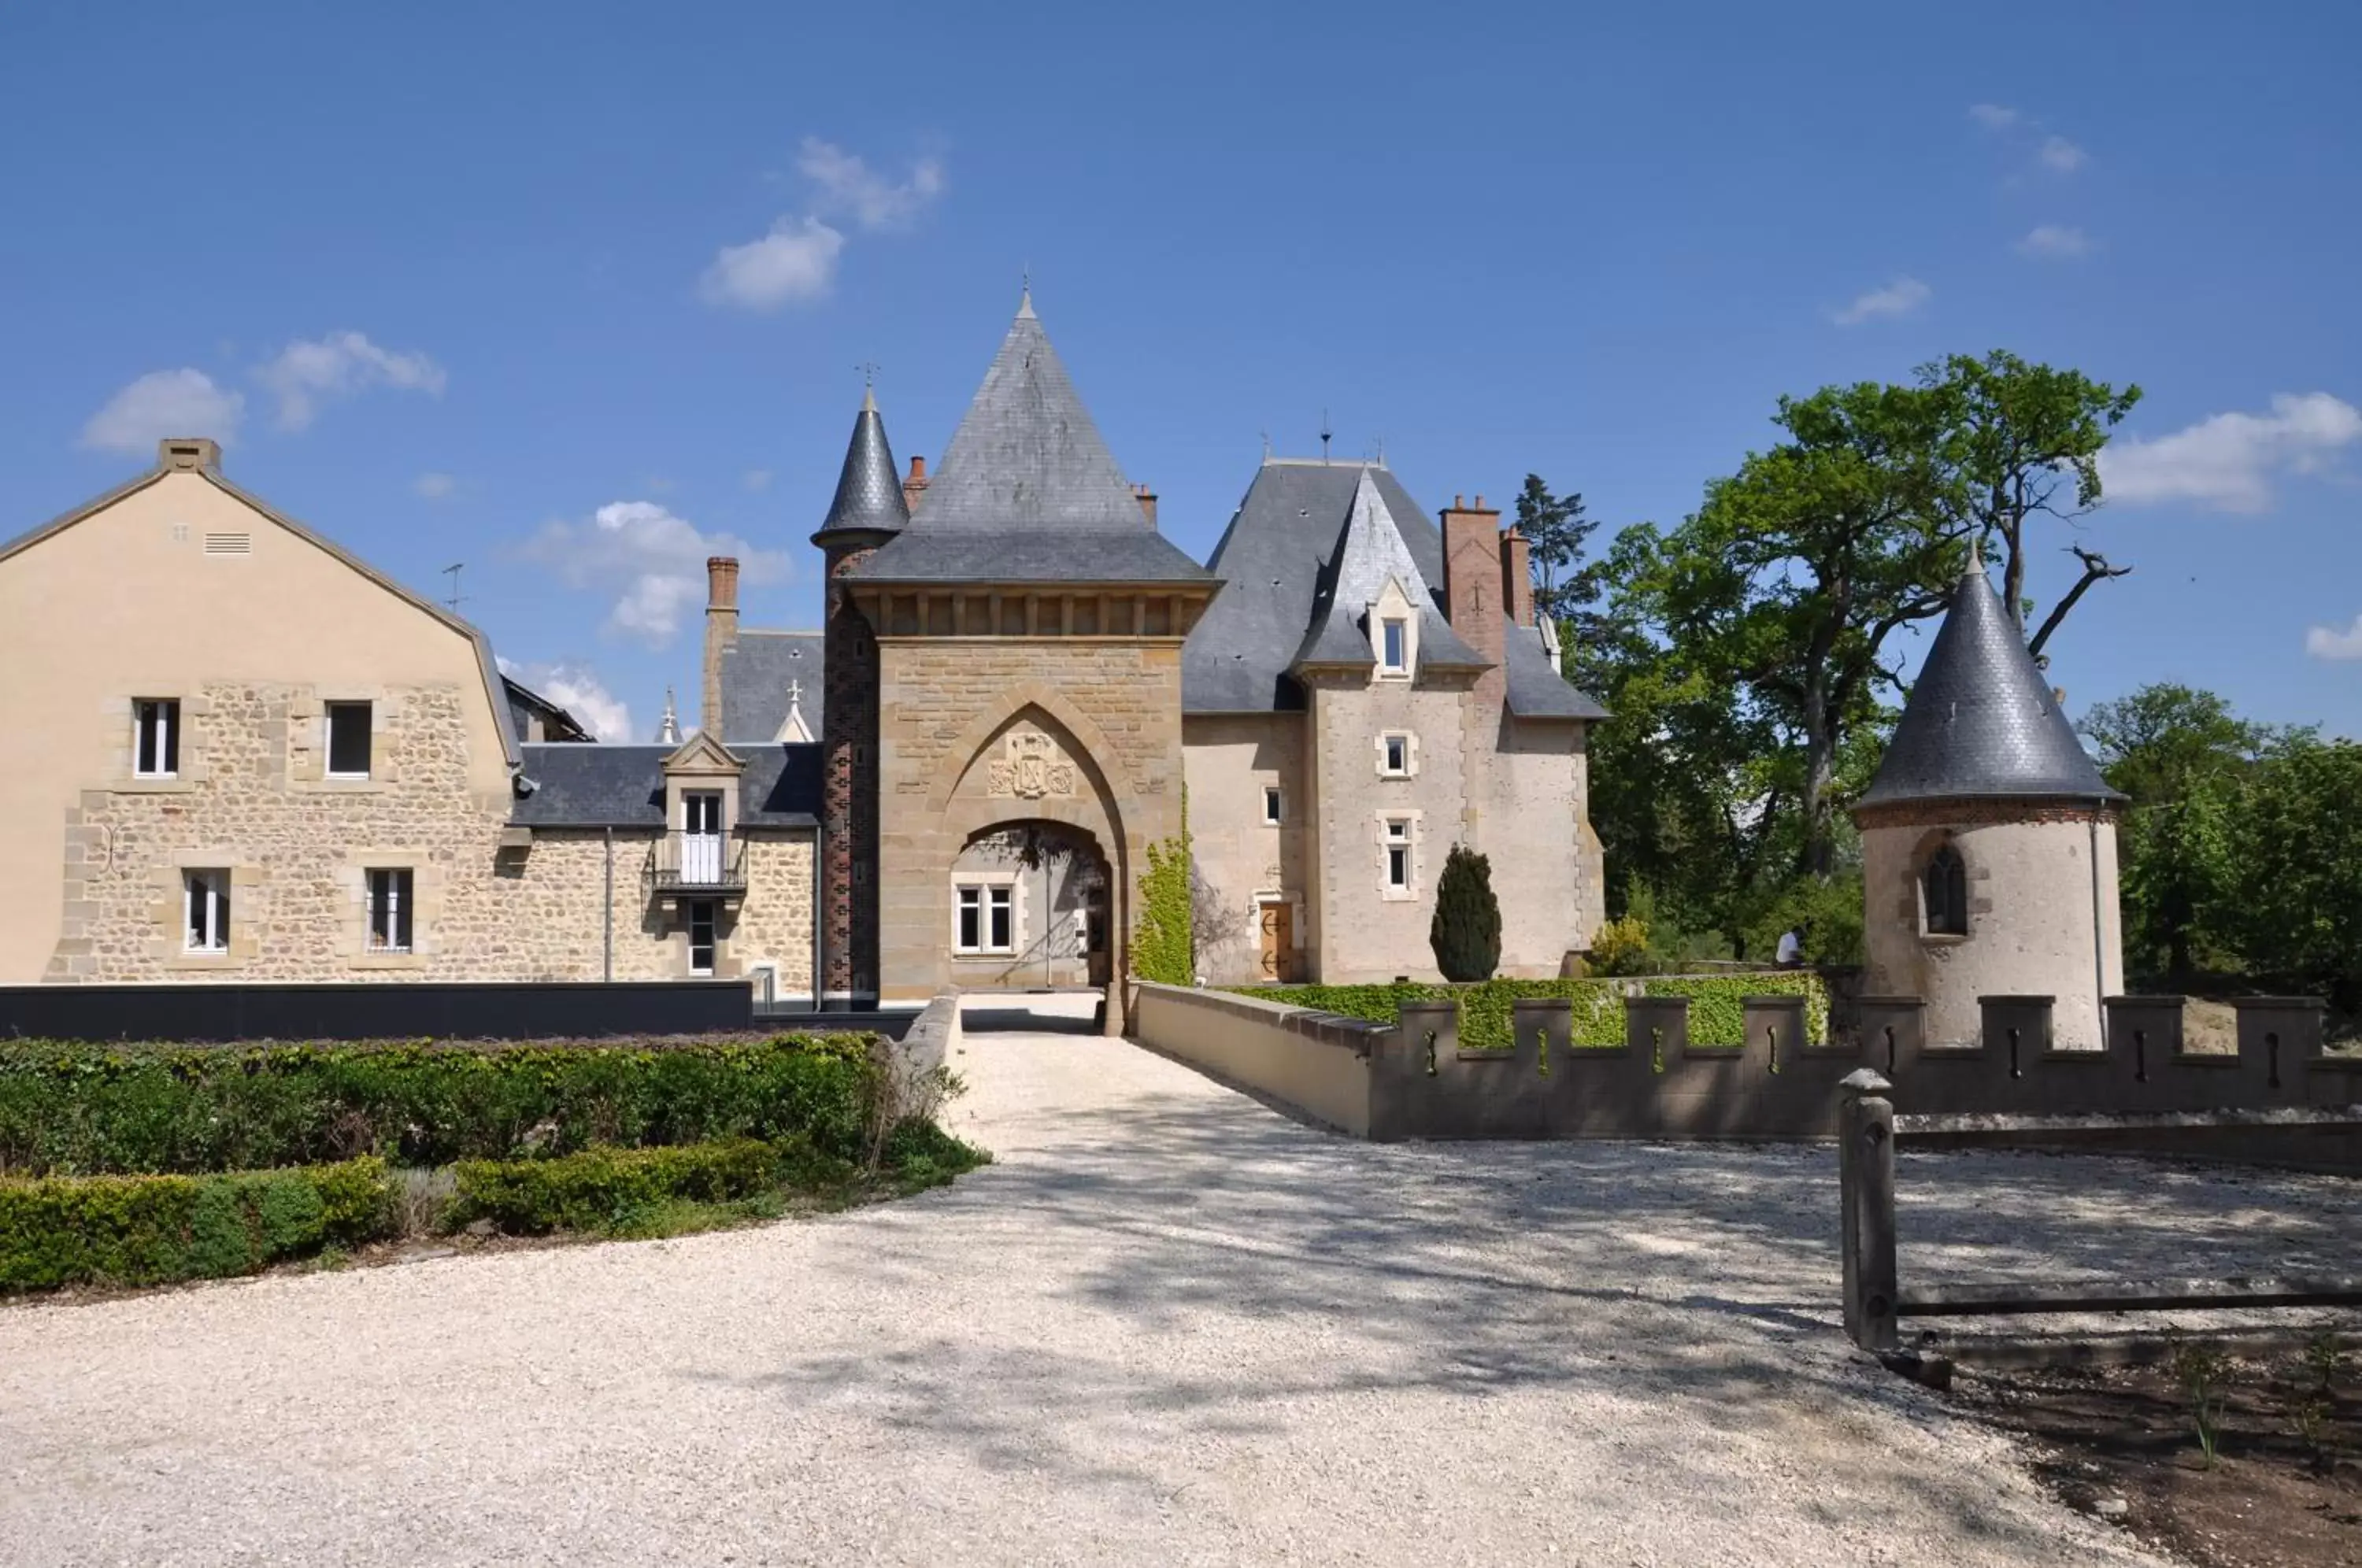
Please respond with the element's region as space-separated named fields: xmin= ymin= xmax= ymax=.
xmin=1292 ymin=468 xmax=1486 ymax=672
xmin=502 ymin=676 xmax=591 ymax=742
xmin=718 ymin=631 xmax=824 ymax=745
xmin=1181 ymin=460 xmax=1608 ymax=719
xmin=511 ymin=743 xmax=823 ymax=828
xmin=813 ymin=390 xmax=908 ymax=545
xmin=854 ymin=297 xmax=1212 ymax=586
xmin=1857 ymin=564 xmax=2121 ymax=808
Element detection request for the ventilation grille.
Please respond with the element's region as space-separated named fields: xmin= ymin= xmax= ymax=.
xmin=202 ymin=532 xmax=251 ymax=557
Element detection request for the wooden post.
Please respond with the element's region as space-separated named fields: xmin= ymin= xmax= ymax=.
xmin=1839 ymin=1068 xmax=1899 ymax=1352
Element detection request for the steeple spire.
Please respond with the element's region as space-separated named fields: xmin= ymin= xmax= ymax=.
xmin=813 ymin=380 xmax=909 ymax=546
xmin=656 ymin=686 xmax=682 ymax=745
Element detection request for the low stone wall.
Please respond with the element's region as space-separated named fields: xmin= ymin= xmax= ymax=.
xmin=1133 ymin=982 xmax=2362 ymax=1159
xmin=1131 ymin=983 xmax=1384 ymax=1137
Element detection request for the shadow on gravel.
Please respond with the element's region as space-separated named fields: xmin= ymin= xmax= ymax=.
xmin=700 ymin=1041 xmax=2360 ymax=1555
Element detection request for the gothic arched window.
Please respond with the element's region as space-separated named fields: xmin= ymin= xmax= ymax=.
xmin=1923 ymin=844 xmax=1968 ymax=937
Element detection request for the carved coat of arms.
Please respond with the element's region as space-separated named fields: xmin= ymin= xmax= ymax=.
xmin=987 ymin=730 xmax=1077 ymax=801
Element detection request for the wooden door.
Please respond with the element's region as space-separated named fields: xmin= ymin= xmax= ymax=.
xmin=1258 ymin=902 xmax=1294 ymax=982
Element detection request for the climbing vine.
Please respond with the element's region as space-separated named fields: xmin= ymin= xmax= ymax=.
xmin=1130 ymin=787 xmax=1194 ymax=986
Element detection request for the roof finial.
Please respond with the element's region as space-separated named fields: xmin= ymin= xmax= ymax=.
xmin=1320 ymin=409 xmax=1333 ymax=464
xmin=1017 ymin=264 xmax=1035 ymax=319
xmin=1964 ymin=531 xmax=1987 ymax=580
xmin=857 ymin=361 xmax=878 ymax=412
xmin=657 ymin=686 xmax=681 ymax=745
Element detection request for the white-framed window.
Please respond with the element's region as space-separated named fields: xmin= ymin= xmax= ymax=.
xmin=1379 ymin=732 xmax=1412 ymax=777
xmin=134 ymin=698 xmax=180 ymax=778
xmin=1262 ymin=785 xmax=1283 ymax=825
xmin=366 ymin=868 xmax=414 ymax=953
xmin=1379 ymin=617 xmax=1409 ymax=674
xmin=955 ymin=882 xmax=1015 ymax=954
xmin=1383 ymin=817 xmax=1414 ymax=893
xmin=688 ymin=899 xmax=719 ymax=974
xmin=183 ymin=869 xmax=231 ymax=953
xmin=324 ymin=701 xmax=373 ymax=778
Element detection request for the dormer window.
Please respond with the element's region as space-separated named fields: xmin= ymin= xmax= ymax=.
xmin=1379 ymin=618 xmax=1408 ymax=674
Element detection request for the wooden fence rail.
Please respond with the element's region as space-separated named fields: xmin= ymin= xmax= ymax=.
xmin=1836 ymin=1069 xmax=2362 ymax=1355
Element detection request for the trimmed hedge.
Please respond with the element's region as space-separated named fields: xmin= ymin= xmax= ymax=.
xmin=445 ymin=1137 xmax=838 ymax=1235
xmin=0 ymin=1156 xmax=395 ymax=1292
xmin=0 ymin=1034 xmax=879 ymax=1178
xmin=1226 ymin=974 xmax=1831 ymax=1050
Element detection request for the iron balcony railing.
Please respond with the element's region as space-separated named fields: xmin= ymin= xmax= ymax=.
xmin=650 ymin=830 xmax=748 ymax=893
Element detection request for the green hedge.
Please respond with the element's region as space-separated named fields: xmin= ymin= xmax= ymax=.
xmin=1226 ymin=974 xmax=1830 ymax=1050
xmin=0 ymin=1156 xmax=395 ymax=1292
xmin=0 ymin=1034 xmax=879 ymax=1178
xmin=445 ymin=1137 xmax=836 ymax=1235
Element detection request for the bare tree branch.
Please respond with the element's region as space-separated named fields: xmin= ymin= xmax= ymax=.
xmin=2027 ymin=545 xmax=2133 ymax=658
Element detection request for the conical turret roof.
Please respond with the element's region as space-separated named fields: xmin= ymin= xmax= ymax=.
xmin=1857 ymin=562 xmax=2122 ymax=810
xmin=852 ymin=297 xmax=1212 ymax=584
xmin=812 ymin=387 xmax=909 ymax=545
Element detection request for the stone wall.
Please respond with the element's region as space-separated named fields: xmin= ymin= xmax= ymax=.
xmin=1303 ymin=676 xmax=1471 ymax=984
xmin=1180 ymin=712 xmax=1308 ymax=985
xmin=1483 ymin=716 xmax=1599 ymax=978
xmin=874 ymin=638 xmax=1184 ymax=1001
xmin=46 ymin=678 xmax=815 ymax=989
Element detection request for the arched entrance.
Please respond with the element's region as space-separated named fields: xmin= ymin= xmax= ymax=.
xmin=946 ymin=819 xmax=1113 ymax=990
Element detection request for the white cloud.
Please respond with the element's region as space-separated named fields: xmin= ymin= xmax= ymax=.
xmin=2016 ymin=224 xmax=2094 ymax=259
xmin=742 ymin=468 xmax=774 ymax=493
xmin=2306 ymin=616 xmax=2362 ymax=661
xmin=1968 ymin=103 xmax=2021 ymax=130
xmin=80 ymin=368 xmax=244 ymax=454
xmin=257 ymin=331 xmax=446 ymax=431
xmin=2038 ymin=135 xmax=2089 ymax=173
xmin=2100 ymin=393 xmax=2362 ymax=513
xmin=1832 ymin=276 xmax=1931 ymax=326
xmin=794 ymin=137 xmax=946 ymax=230
xmin=414 ymin=471 xmax=457 ymax=500
xmin=498 ymin=656 xmax=635 ymax=741
xmin=699 ymin=216 xmax=846 ymax=312
xmin=514 ymin=499 xmax=790 ymax=649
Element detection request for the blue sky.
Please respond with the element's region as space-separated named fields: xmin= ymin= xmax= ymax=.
xmin=4 ymin=1 xmax=2358 ymax=743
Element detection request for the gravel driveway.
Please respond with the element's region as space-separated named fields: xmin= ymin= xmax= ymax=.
xmin=4 ymin=1004 xmax=2356 ymax=1566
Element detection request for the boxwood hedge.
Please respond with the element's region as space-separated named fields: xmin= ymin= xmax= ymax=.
xmin=0 ymin=1156 xmax=396 ymax=1292
xmin=1224 ymin=974 xmax=1829 ymax=1051
xmin=0 ymin=1034 xmax=879 ymax=1178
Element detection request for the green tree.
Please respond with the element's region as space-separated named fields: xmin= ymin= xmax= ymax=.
xmin=2219 ymin=738 xmax=2362 ymax=1012
xmin=1513 ymin=473 xmax=1601 ymax=623
xmin=1611 ymin=381 xmax=1966 ymax=879
xmin=1918 ymin=350 xmax=2142 ymax=656
xmin=2079 ymin=684 xmax=2287 ymax=981
xmin=1429 ymin=844 xmax=1502 ymax=982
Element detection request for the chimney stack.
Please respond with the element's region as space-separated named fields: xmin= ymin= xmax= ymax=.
xmin=901 ymin=455 xmax=929 ymax=515
xmin=157 ymin=438 xmax=220 ymax=472
xmin=702 ymin=556 xmax=740 ymax=738
xmin=1439 ymin=494 xmax=1507 ymax=709
xmin=1500 ymin=528 xmax=1535 ymax=627
xmin=1133 ymin=483 xmax=1158 ymax=528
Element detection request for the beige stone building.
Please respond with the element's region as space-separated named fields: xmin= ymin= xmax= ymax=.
xmin=4 ymin=295 xmax=1609 ymax=1003
xmin=0 ymin=439 xmax=818 ymax=993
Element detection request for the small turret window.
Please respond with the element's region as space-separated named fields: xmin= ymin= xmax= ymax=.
xmin=1923 ymin=845 xmax=1968 ymax=937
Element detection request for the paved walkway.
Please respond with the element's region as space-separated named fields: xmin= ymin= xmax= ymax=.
xmin=6 ymin=1011 xmax=2357 ymax=1566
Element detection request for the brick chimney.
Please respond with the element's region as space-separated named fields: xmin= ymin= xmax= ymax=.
xmin=1499 ymin=527 xmax=1535 ymax=627
xmin=1440 ymin=495 xmax=1507 ymax=708
xmin=1133 ymin=483 xmax=1158 ymax=527
xmin=701 ymin=556 xmax=740 ymax=738
xmin=901 ymin=455 xmax=929 ymax=515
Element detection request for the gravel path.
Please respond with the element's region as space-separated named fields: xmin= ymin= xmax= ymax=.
xmin=4 ymin=1006 xmax=2357 ymax=1566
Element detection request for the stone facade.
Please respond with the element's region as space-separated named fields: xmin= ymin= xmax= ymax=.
xmin=865 ymin=634 xmax=1188 ymax=1003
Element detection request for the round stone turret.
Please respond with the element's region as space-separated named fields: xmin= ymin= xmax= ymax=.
xmin=1851 ymin=560 xmax=2126 ymax=1049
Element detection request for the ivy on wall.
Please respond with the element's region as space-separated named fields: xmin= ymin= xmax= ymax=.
xmin=1225 ymin=973 xmax=1830 ymax=1051
xmin=1130 ymin=787 xmax=1194 ymax=986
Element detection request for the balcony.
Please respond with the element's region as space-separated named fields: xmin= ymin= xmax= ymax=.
xmin=650 ymin=830 xmax=748 ymax=899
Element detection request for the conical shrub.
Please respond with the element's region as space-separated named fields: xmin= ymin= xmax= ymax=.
xmin=1429 ymin=843 xmax=1501 ymax=982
